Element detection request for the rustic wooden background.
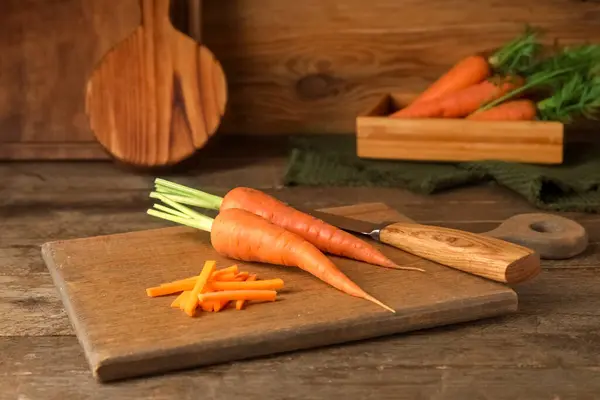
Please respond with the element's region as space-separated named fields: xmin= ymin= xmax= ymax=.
xmin=1 ymin=0 xmax=599 ymax=160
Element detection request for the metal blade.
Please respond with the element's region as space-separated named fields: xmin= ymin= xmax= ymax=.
xmin=293 ymin=206 xmax=385 ymax=239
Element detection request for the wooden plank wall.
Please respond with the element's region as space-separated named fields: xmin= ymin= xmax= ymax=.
xmin=0 ymin=0 xmax=598 ymax=159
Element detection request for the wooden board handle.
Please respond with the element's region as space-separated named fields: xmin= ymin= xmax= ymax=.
xmin=379 ymin=222 xmax=541 ymax=284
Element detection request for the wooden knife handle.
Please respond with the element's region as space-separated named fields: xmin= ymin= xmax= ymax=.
xmin=379 ymin=222 xmax=541 ymax=284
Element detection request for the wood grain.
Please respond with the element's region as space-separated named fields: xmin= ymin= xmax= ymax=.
xmin=85 ymin=0 xmax=227 ymax=167
xmin=356 ymin=95 xmax=565 ymax=164
xmin=41 ymin=203 xmax=517 ymax=382
xmin=201 ymin=0 xmax=600 ymax=135
xmin=2 ymin=159 xmax=600 ymax=397
xmin=2 ymin=0 xmax=600 ymax=159
xmin=0 ymin=0 xmax=141 ymax=158
xmin=379 ymin=222 xmax=540 ymax=283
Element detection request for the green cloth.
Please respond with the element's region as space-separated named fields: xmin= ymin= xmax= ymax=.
xmin=283 ymin=135 xmax=600 ymax=213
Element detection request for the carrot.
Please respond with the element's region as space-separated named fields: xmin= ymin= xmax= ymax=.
xmin=466 ymin=99 xmax=538 ymax=120
xmin=404 ymin=28 xmax=542 ymax=108
xmin=156 ymin=265 xmax=238 ymax=288
xmin=151 ymin=179 xmax=424 ymax=273
xmin=171 ymin=291 xmax=191 ymax=308
xmin=198 ymin=290 xmax=277 ymax=303
xmin=236 ymin=274 xmax=257 ymax=310
xmin=389 ymin=76 xmax=524 ymax=119
xmin=216 ymin=272 xmax=237 ymax=281
xmin=184 ymin=260 xmax=217 ymax=316
xmin=212 ymin=278 xmax=284 ymax=291
xmin=213 ymin=300 xmax=229 ymax=312
xmin=409 ymin=55 xmax=491 ymax=105
xmin=147 ymin=201 xmax=395 ymax=313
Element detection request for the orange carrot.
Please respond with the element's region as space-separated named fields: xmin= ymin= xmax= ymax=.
xmin=209 ymin=208 xmax=395 ymax=312
xmin=146 ymin=282 xmax=193 ymax=297
xmin=215 ymin=272 xmax=237 ymax=281
xmin=171 ymin=291 xmax=191 ymax=308
xmin=466 ymin=99 xmax=537 ymax=120
xmin=156 ymin=265 xmax=238 ymax=288
xmin=184 ymin=260 xmax=216 ymax=316
xmin=198 ymin=290 xmax=278 ymax=303
xmin=409 ymin=55 xmax=491 ymax=105
xmin=389 ymin=76 xmax=524 ymax=119
xmin=151 ymin=180 xmax=423 ymax=273
xmin=211 ymin=265 xmax=239 ymax=279
xmin=236 ymin=274 xmax=258 ymax=310
xmin=213 ymin=300 xmax=229 ymax=312
xmin=218 ymin=188 xmax=422 ymax=272
xmin=212 ymin=278 xmax=284 ymax=291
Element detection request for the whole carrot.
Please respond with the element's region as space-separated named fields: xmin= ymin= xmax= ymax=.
xmin=389 ymin=76 xmax=524 ymax=119
xmin=146 ymin=199 xmax=395 ymax=313
xmin=466 ymin=99 xmax=538 ymax=121
xmin=210 ymin=208 xmax=394 ymax=312
xmin=404 ymin=28 xmax=542 ymax=108
xmin=409 ymin=55 xmax=491 ymax=106
xmin=151 ymin=179 xmax=424 ymax=273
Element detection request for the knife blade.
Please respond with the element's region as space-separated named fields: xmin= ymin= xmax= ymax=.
xmin=295 ymin=206 xmax=541 ymax=284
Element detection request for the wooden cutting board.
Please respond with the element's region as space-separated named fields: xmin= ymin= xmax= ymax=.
xmin=41 ymin=202 xmax=518 ymax=383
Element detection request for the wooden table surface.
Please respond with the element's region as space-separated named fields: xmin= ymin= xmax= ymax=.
xmin=2 ymin=140 xmax=599 ymax=399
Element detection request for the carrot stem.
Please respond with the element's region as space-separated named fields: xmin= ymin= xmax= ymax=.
xmin=152 ymin=203 xmax=190 ymax=219
xmin=154 ymin=178 xmax=223 ymax=209
xmin=147 ymin=209 xmax=212 ymax=231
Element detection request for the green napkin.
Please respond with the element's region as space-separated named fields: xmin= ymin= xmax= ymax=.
xmin=283 ymin=135 xmax=600 ymax=213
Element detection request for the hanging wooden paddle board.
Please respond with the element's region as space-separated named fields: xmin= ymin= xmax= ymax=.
xmin=85 ymin=0 xmax=227 ymax=167
xmin=41 ymin=202 xmax=518 ymax=382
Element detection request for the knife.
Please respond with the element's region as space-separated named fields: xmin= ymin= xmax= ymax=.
xmin=295 ymin=207 xmax=541 ymax=284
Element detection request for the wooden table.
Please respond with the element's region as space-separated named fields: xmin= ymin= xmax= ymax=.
xmin=2 ymin=141 xmax=599 ymax=399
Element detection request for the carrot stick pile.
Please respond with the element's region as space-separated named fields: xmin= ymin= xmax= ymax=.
xmin=388 ymin=26 xmax=600 ymax=123
xmin=146 ymin=261 xmax=285 ymax=316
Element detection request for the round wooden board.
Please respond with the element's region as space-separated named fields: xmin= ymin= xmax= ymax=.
xmin=85 ymin=0 xmax=227 ymax=167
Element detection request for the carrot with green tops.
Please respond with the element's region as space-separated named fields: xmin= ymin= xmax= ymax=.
xmin=389 ymin=76 xmax=524 ymax=119
xmin=146 ymin=197 xmax=395 ymax=313
xmin=409 ymin=55 xmax=492 ymax=106
xmin=150 ymin=179 xmax=424 ymax=273
xmin=405 ymin=27 xmax=541 ymax=107
xmin=468 ymin=68 xmax=600 ymax=122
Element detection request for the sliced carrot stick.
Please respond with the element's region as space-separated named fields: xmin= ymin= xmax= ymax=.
xmin=215 ymin=272 xmax=237 ymax=281
xmin=211 ymin=265 xmax=239 ymax=280
xmin=161 ymin=265 xmax=239 ymax=286
xmin=213 ymin=300 xmax=230 ymax=312
xmin=212 ymin=278 xmax=284 ymax=291
xmin=234 ymin=272 xmax=250 ymax=280
xmin=198 ymin=290 xmax=277 ymax=303
xmin=184 ymin=260 xmax=217 ymax=316
xmin=171 ymin=291 xmax=191 ymax=308
xmin=236 ymin=274 xmax=257 ymax=310
xmin=200 ymin=300 xmax=216 ymax=312
xmin=146 ymin=281 xmax=194 ymax=297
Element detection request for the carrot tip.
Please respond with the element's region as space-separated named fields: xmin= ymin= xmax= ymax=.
xmin=365 ymin=294 xmax=396 ymax=313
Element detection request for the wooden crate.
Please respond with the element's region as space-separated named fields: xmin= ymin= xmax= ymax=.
xmin=356 ymin=94 xmax=565 ymax=164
